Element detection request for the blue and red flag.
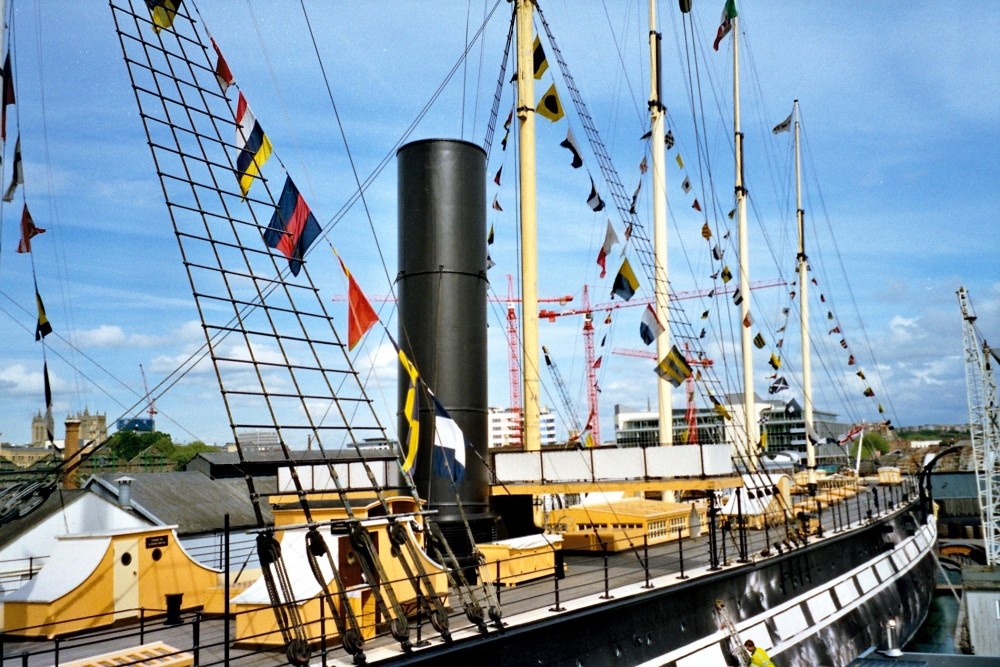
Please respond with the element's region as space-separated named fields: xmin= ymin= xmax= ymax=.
xmin=264 ymin=176 xmax=320 ymax=276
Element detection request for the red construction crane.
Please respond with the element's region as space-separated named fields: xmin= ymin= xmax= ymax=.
xmin=542 ymin=279 xmax=783 ymax=447
xmin=611 ymin=344 xmax=713 ymax=444
xmin=333 ymin=276 xmax=573 ymax=448
xmin=139 ymin=364 xmax=157 ymax=421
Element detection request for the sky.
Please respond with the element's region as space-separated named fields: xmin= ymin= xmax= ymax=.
xmin=0 ymin=1 xmax=996 ymax=448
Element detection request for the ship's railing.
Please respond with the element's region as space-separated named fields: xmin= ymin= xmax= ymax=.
xmin=491 ymin=443 xmax=734 ymax=485
xmin=0 ymin=479 xmax=920 ymax=666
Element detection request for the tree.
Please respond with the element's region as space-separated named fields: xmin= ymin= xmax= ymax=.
xmin=168 ymin=441 xmax=217 ymax=467
xmin=104 ymin=430 xmax=174 ymax=462
xmin=848 ymin=431 xmax=889 ymax=460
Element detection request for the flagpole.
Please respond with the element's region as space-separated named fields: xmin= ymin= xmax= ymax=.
xmin=648 ymin=0 xmax=672 ymax=448
xmin=794 ymin=100 xmax=817 ymax=494
xmin=516 ymin=0 xmax=541 ymax=452
xmin=733 ymin=11 xmax=759 ymax=469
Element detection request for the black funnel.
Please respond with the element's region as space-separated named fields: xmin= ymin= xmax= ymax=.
xmin=396 ymin=139 xmax=495 ymax=555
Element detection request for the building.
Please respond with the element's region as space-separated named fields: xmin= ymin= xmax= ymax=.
xmin=487 ymin=407 xmax=558 ymax=448
xmin=614 ymin=394 xmax=850 ymax=457
xmin=35 ymin=409 xmax=107 ymax=448
xmin=0 ymin=444 xmax=57 ymax=469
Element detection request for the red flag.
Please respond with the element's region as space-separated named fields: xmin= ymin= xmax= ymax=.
xmin=336 ymin=252 xmax=378 ymax=350
xmin=211 ymin=38 xmax=234 ymax=91
xmin=692 ymin=199 xmax=701 ymax=212
xmin=17 ymin=204 xmax=45 ymax=253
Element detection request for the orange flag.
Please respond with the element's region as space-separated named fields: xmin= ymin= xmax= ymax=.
xmin=335 ymin=250 xmax=378 ymax=350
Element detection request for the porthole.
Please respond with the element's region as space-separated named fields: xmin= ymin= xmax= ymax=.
xmin=152 ymin=548 xmax=163 ymax=561
xmin=121 ymin=552 xmax=132 ymax=566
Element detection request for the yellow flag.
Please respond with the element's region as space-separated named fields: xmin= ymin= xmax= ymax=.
xmin=536 ymin=84 xmax=565 ymax=122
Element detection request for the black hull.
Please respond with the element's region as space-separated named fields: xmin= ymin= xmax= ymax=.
xmin=372 ymin=505 xmax=935 ymax=666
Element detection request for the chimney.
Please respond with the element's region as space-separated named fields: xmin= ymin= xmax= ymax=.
xmin=116 ymin=476 xmax=135 ymax=508
xmin=63 ymin=418 xmax=81 ymax=489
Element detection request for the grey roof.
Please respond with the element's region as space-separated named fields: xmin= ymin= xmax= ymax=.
xmin=0 ymin=487 xmax=88 ymax=548
xmin=87 ymin=471 xmax=273 ymax=535
xmin=928 ymin=471 xmax=979 ymax=499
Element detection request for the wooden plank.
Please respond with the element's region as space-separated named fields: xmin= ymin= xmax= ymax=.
xmin=52 ymin=641 xmax=193 ymax=667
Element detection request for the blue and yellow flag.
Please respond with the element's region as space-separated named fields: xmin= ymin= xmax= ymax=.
xmin=235 ymin=92 xmax=273 ymax=195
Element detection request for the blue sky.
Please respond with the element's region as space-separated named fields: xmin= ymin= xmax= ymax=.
xmin=0 ymin=1 xmax=996 ymax=447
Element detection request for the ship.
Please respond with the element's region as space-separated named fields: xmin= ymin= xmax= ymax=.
xmin=0 ymin=2 xmax=936 ymax=666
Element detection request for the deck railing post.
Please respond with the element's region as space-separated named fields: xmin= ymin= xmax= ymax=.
xmin=53 ymin=637 xmax=60 ymax=666
xmin=139 ymin=607 xmax=145 ymax=644
xmin=549 ymin=566 xmax=565 ymax=612
xmin=676 ymin=528 xmax=688 ymax=580
xmin=320 ymin=594 xmax=328 ymax=666
xmin=816 ymin=501 xmax=824 ymax=538
xmin=224 ymin=513 xmax=231 ymax=666
xmin=495 ymin=558 xmax=502 ymax=609
xmin=736 ymin=491 xmax=748 ymax=563
xmin=19 ymin=651 xmax=27 ymax=667
xmin=708 ymin=494 xmax=720 ymax=571
xmin=642 ymin=534 xmax=653 ymax=588
xmin=600 ymin=546 xmax=612 ymax=599
xmin=722 ymin=519 xmax=729 ymax=566
xmin=193 ymin=611 xmax=201 ymax=666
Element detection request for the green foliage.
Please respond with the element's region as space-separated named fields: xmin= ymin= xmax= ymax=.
xmin=169 ymin=441 xmax=217 ymax=467
xmin=848 ymin=431 xmax=890 ymax=459
xmin=897 ymin=426 xmax=969 ymax=441
xmin=105 ymin=430 xmax=174 ymax=462
xmin=103 ymin=431 xmax=217 ymax=467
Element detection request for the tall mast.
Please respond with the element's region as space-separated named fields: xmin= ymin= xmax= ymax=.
xmin=516 ymin=0 xmax=541 ymax=452
xmin=794 ymin=100 xmax=816 ymax=493
xmin=733 ymin=13 xmax=759 ymax=466
xmin=649 ymin=0 xmax=671 ymax=447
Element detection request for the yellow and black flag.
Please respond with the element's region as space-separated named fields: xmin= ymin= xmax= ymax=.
xmin=392 ymin=339 xmax=421 ymax=473
xmin=533 ymin=36 xmax=549 ymax=79
xmin=655 ymin=344 xmax=693 ymax=388
xmin=145 ymin=0 xmax=183 ymax=33
xmin=35 ymin=291 xmax=52 ymax=341
xmin=536 ymin=83 xmax=565 ymax=122
xmin=768 ymin=352 xmax=781 ymax=370
xmin=708 ymin=392 xmax=732 ymax=420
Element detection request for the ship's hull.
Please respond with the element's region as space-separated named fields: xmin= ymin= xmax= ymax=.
xmin=367 ymin=503 xmax=935 ymax=666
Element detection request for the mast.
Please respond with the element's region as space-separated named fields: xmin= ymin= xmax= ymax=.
xmin=794 ymin=100 xmax=817 ymax=494
xmin=515 ymin=0 xmax=541 ymax=452
xmin=649 ymin=0 xmax=672 ymax=447
xmin=733 ymin=12 xmax=759 ymax=467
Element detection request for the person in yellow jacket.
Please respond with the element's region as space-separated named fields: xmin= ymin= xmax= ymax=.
xmin=744 ymin=640 xmax=775 ymax=667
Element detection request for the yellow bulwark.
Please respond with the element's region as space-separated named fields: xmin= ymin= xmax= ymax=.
xmin=233 ymin=495 xmax=451 ymax=649
xmin=477 ymin=534 xmax=563 ymax=586
xmin=546 ymin=498 xmax=703 ymax=552
xmin=4 ymin=527 xmax=221 ymax=639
